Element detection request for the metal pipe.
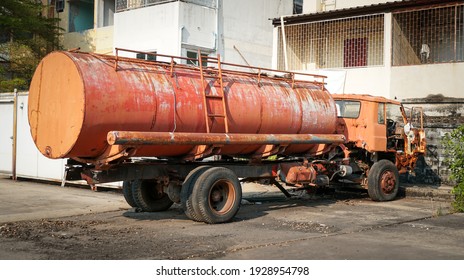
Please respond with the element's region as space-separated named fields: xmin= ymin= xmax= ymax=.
xmin=107 ymin=131 xmax=346 ymax=146
xmin=12 ymin=89 xmax=17 ymax=181
xmin=280 ymin=16 xmax=289 ymax=71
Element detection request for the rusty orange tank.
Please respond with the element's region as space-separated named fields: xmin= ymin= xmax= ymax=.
xmin=28 ymin=50 xmax=339 ymax=163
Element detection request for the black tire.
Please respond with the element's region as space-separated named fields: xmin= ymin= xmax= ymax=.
xmin=180 ymin=166 xmax=212 ymax=222
xmin=131 ymin=179 xmax=173 ymax=212
xmin=122 ymin=181 xmax=137 ymax=207
xmin=191 ymin=167 xmax=242 ymax=224
xmin=367 ymin=160 xmax=400 ymax=201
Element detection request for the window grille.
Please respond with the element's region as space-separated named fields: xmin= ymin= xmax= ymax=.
xmin=277 ymin=14 xmax=384 ymax=70
xmin=392 ymin=3 xmax=464 ymax=66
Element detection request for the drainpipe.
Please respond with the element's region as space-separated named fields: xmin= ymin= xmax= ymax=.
xmin=280 ymin=16 xmax=289 ymax=71
xmin=12 ymin=88 xmax=17 ymax=181
xmin=215 ymin=0 xmax=222 ymax=56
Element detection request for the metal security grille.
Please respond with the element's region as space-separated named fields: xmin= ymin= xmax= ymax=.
xmin=116 ymin=0 xmax=216 ymax=12
xmin=277 ymin=14 xmax=384 ymax=70
xmin=392 ymin=3 xmax=464 ymax=66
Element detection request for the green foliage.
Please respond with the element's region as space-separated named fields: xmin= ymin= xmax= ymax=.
xmin=0 ymin=77 xmax=27 ymax=92
xmin=442 ymin=125 xmax=464 ymax=212
xmin=0 ymin=0 xmax=62 ymax=92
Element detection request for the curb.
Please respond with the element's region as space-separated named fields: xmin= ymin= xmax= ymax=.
xmin=400 ymin=185 xmax=454 ymax=202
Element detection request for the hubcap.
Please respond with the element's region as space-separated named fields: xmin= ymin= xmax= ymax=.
xmin=380 ymin=170 xmax=396 ymax=194
xmin=209 ymin=180 xmax=235 ymax=214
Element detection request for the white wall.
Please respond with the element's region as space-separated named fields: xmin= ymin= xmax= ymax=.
xmin=291 ymin=67 xmax=389 ymax=96
xmin=343 ymin=67 xmax=390 ymax=97
xmin=303 ymin=0 xmax=395 ymax=13
xmin=392 ymin=63 xmax=464 ymax=100
xmin=333 ymin=0 xmax=393 ymax=9
xmin=223 ymin=0 xmax=293 ymax=68
xmin=0 ymin=98 xmax=13 ymax=174
xmin=114 ymin=2 xmax=181 ymax=59
xmin=179 ymin=2 xmax=216 ymax=52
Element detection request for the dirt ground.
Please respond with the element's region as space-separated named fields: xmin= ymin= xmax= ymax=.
xmin=0 ymin=178 xmax=462 ymax=260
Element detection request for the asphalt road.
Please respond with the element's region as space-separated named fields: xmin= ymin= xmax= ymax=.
xmin=0 ymin=176 xmax=462 ymax=260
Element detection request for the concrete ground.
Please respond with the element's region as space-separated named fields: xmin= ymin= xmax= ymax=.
xmin=0 ymin=176 xmax=462 ymax=260
xmin=0 ymin=177 xmax=128 ymax=223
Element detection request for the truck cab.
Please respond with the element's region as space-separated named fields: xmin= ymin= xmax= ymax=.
xmin=332 ymin=94 xmax=426 ymax=182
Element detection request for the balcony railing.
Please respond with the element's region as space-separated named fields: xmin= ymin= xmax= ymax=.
xmin=116 ymin=0 xmax=216 ymax=12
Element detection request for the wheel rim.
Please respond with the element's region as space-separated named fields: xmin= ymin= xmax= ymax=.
xmin=380 ymin=170 xmax=396 ymax=194
xmin=208 ymin=179 xmax=235 ymax=215
xmin=142 ymin=180 xmax=165 ymax=200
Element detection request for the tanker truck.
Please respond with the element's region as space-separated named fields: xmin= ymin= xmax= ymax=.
xmin=28 ymin=49 xmax=426 ymax=224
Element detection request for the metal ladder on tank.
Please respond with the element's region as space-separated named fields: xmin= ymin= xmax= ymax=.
xmin=198 ymin=50 xmax=229 ymax=134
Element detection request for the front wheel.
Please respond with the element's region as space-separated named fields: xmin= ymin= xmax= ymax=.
xmin=191 ymin=167 xmax=242 ymax=224
xmin=367 ymin=160 xmax=400 ymax=201
xmin=131 ymin=179 xmax=173 ymax=212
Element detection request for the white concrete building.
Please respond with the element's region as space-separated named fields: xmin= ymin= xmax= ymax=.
xmin=114 ymin=0 xmax=294 ymax=68
xmin=273 ymin=0 xmax=464 ymax=100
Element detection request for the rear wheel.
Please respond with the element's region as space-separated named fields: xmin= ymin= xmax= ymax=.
xmin=131 ymin=179 xmax=173 ymax=212
xmin=180 ymin=166 xmax=211 ymax=222
xmin=122 ymin=181 xmax=137 ymax=207
xmin=367 ymin=160 xmax=399 ymax=201
xmin=191 ymin=167 xmax=242 ymax=224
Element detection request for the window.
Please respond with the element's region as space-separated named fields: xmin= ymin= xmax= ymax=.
xmin=186 ymin=50 xmax=208 ymax=67
xmin=386 ymin=104 xmax=405 ymax=126
xmin=136 ymin=52 xmax=157 ymax=61
xmin=56 ymin=0 xmax=64 ymax=13
xmin=378 ymin=102 xmax=385 ymax=124
xmin=102 ymin=0 xmax=115 ymax=27
xmin=293 ymin=0 xmax=303 ymax=15
xmin=69 ymin=0 xmax=94 ymax=32
xmin=344 ymin=38 xmax=367 ymax=67
xmin=335 ymin=100 xmax=361 ymax=119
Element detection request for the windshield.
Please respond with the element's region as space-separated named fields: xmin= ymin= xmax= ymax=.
xmin=386 ymin=104 xmax=405 ymax=126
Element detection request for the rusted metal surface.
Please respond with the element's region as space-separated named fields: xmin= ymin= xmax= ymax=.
xmin=107 ymin=131 xmax=345 ymax=146
xmin=29 ymin=51 xmax=338 ymax=163
xmin=279 ymin=162 xmax=317 ymax=186
xmin=380 ymin=169 xmax=397 ymax=195
xmin=74 ymin=161 xmax=277 ymax=185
